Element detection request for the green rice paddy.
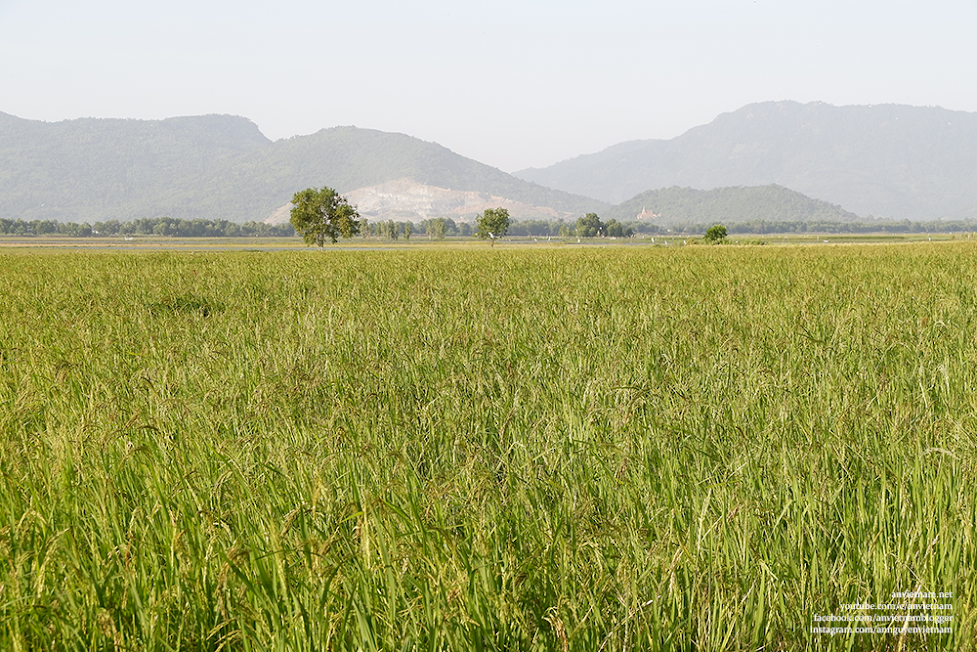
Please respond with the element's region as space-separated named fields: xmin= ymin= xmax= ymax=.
xmin=1 ymin=244 xmax=973 ymax=650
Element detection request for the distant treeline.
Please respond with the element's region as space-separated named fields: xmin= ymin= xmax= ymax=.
xmin=500 ymin=217 xmax=977 ymax=237
xmin=666 ymin=219 xmax=977 ymax=235
xmin=506 ymin=218 xmax=977 ymax=237
xmin=411 ymin=218 xmax=635 ymax=238
xmin=0 ymin=217 xmax=295 ymax=237
xmin=3 ymin=216 xmax=977 ymax=239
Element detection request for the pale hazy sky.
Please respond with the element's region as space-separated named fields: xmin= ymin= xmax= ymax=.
xmin=2 ymin=0 xmax=976 ymax=172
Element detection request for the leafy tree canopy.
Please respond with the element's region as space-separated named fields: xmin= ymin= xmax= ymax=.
xmin=476 ymin=207 xmax=511 ymax=245
xmin=576 ymin=213 xmax=605 ymax=237
xmin=604 ymin=218 xmax=633 ymax=238
xmin=290 ymin=187 xmax=361 ymax=247
xmin=704 ymin=224 xmax=728 ymax=244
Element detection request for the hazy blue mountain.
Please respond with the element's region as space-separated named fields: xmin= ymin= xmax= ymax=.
xmin=0 ymin=114 xmax=605 ymax=223
xmin=603 ymin=184 xmax=859 ymax=225
xmin=515 ymin=101 xmax=977 ymax=219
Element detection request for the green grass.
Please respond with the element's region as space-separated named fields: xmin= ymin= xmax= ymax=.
xmin=0 ymin=244 xmax=973 ymax=650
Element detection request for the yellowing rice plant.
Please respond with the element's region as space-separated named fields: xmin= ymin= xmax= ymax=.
xmin=0 ymin=244 xmax=973 ymax=650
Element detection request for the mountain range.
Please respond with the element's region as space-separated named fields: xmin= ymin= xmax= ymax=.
xmin=515 ymin=101 xmax=977 ymax=220
xmin=3 ymin=101 xmax=976 ymax=224
xmin=0 ymin=112 xmax=605 ymax=224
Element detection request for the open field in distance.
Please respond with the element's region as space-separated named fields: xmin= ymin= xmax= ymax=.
xmin=0 ymin=230 xmax=974 ymax=252
xmin=1 ymin=245 xmax=974 ymax=650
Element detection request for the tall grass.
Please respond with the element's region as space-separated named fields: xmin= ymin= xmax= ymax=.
xmin=0 ymin=244 xmax=973 ymax=650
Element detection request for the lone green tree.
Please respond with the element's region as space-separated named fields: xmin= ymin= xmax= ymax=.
xmin=575 ymin=213 xmax=604 ymax=237
xmin=290 ymin=187 xmax=361 ymax=247
xmin=703 ymin=224 xmax=728 ymax=244
xmin=476 ymin=207 xmax=510 ymax=246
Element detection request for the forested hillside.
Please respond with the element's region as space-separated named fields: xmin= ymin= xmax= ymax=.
xmin=0 ymin=112 xmax=269 ymax=222
xmin=603 ymin=185 xmax=858 ymax=225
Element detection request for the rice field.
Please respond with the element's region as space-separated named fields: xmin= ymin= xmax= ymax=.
xmin=0 ymin=244 xmax=974 ymax=650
